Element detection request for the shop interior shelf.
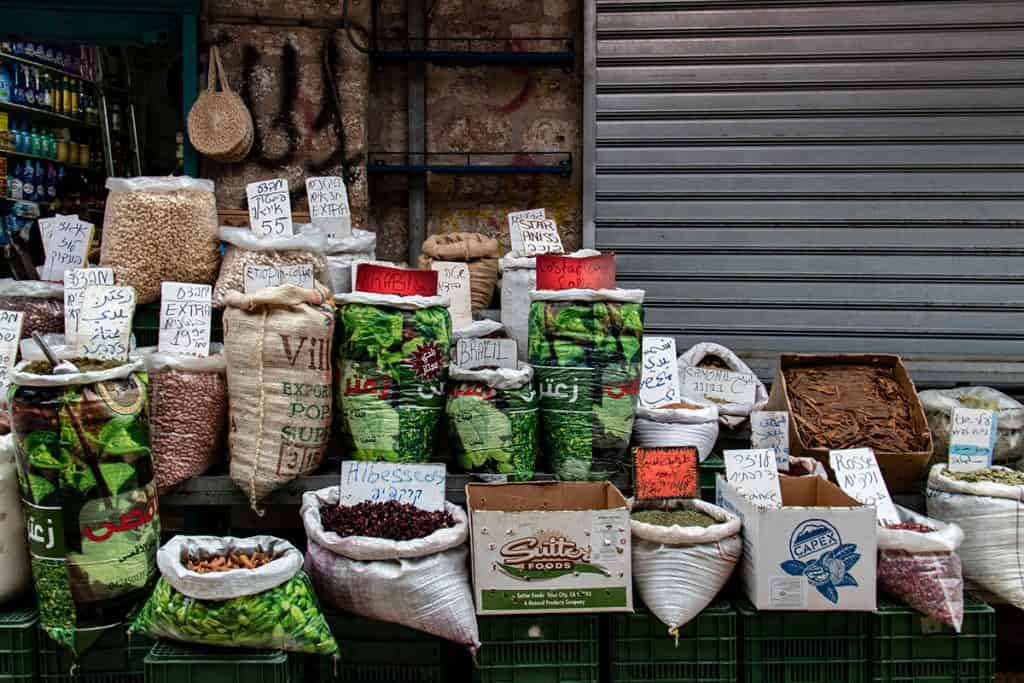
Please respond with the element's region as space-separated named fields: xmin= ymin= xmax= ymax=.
xmin=2 ymin=149 xmax=100 ymax=172
xmin=0 ymin=101 xmax=99 ymax=129
xmin=0 ymin=50 xmax=95 ymax=82
xmin=367 ymin=152 xmax=572 ymax=176
xmin=369 ymin=37 xmax=574 ymax=68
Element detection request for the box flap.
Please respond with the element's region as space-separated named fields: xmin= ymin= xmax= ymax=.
xmin=466 ymin=481 xmax=628 ymax=512
xmin=780 ymin=476 xmax=863 ymax=508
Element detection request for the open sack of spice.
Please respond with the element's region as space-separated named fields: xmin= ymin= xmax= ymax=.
xmin=213 ymin=227 xmax=333 ymax=306
xmin=223 ymin=285 xmax=334 ymax=511
xmin=0 ymin=279 xmax=64 ymax=339
xmin=677 ymin=342 xmax=768 ymax=427
xmin=301 ymin=486 xmax=480 ymax=652
xmin=528 ymin=288 xmax=644 ymax=480
xmin=335 ymin=291 xmax=452 ymax=462
xmin=447 ymin=365 xmax=538 ymax=481
xmin=927 ymin=464 xmax=1024 ymax=609
xmin=630 ymin=499 xmax=741 ymax=635
xmin=919 ymin=387 xmax=1024 ymax=467
xmin=0 ymin=434 xmax=31 ymax=603
xmin=877 ymin=506 xmax=965 ymax=631
xmin=129 ymin=535 xmax=338 ymax=655
xmin=10 ymin=356 xmax=158 ymax=655
xmin=632 ymin=399 xmax=719 ymax=462
xmin=141 ymin=346 xmax=227 ymax=494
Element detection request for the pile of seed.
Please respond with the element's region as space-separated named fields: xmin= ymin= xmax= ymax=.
xmin=947 ymin=468 xmax=1024 ymax=486
xmin=885 ymin=521 xmax=934 ymax=533
xmin=213 ymin=246 xmax=329 ymax=306
xmin=0 ymin=297 xmax=63 ymax=338
xmin=319 ymin=500 xmax=455 ymax=541
xmin=21 ymin=358 xmax=123 ymax=374
xmin=658 ymin=401 xmax=703 ymax=411
xmin=185 ymin=550 xmax=274 ymax=573
xmin=631 ymin=509 xmax=718 ymax=528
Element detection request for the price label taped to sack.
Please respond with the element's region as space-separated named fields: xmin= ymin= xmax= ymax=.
xmin=948 ymin=407 xmax=998 ymax=472
xmin=40 ymin=217 xmax=94 ymax=282
xmin=0 ymin=310 xmax=24 ymax=394
xmin=246 ymin=178 xmax=294 ymax=237
xmin=243 ymin=263 xmax=316 ymax=294
xmin=339 ymin=460 xmax=446 ymax=512
xmin=536 ymin=253 xmax=616 ymax=291
xmin=829 ymin=448 xmax=900 ymax=524
xmin=158 ymin=282 xmax=211 ymax=358
xmin=431 ymin=261 xmax=473 ymax=330
xmin=633 ymin=446 xmax=698 ymax=501
xmin=63 ymin=267 xmax=114 ymax=346
xmin=639 ymin=336 xmax=680 ymax=409
xmin=355 ymin=264 xmax=438 ymax=297
xmin=751 ymin=411 xmax=791 ymax=471
xmin=455 ymin=338 xmax=518 ymax=370
xmin=305 ymin=176 xmax=351 ymax=240
xmin=77 ymin=285 xmax=135 ymax=361
xmin=724 ymin=449 xmax=782 ymax=509
xmin=681 ymin=366 xmax=758 ymax=406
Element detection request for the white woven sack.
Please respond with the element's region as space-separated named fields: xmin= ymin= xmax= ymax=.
xmin=630 ymin=499 xmax=741 ymax=634
xmin=677 ymin=342 xmax=768 ymax=427
xmin=0 ymin=434 xmax=30 ymax=602
xmin=633 ymin=400 xmax=720 ymax=462
xmin=301 ymin=486 xmax=480 ymax=651
xmin=926 ymin=464 xmax=1024 ymax=607
xmin=158 ymin=535 xmax=303 ymax=601
xmin=919 ymin=387 xmax=1024 ymax=465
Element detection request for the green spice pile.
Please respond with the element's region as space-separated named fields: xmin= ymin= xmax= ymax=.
xmin=21 ymin=358 xmax=123 ymax=374
xmin=947 ymin=468 xmax=1024 ymax=486
xmin=631 ymin=509 xmax=717 ymax=528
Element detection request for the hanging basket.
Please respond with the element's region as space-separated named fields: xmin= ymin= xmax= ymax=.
xmin=418 ymin=232 xmax=499 ymax=312
xmin=187 ymin=46 xmax=254 ymax=162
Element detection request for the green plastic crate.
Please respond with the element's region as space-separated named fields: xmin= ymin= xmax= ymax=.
xmin=144 ymin=641 xmax=301 ymax=683
xmin=700 ymin=454 xmax=725 ymax=503
xmin=870 ymin=593 xmax=995 ymax=683
xmin=736 ymin=595 xmax=869 ymax=683
xmin=609 ymin=599 xmax=736 ymax=683
xmin=0 ymin=608 xmax=37 ymax=683
xmin=36 ymin=623 xmax=152 ymax=683
xmin=474 ymin=614 xmax=599 ymax=683
xmin=319 ymin=612 xmax=442 ymax=683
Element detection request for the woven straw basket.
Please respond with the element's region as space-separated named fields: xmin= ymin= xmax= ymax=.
xmin=418 ymin=232 xmax=499 ymax=312
xmin=188 ymin=46 xmax=254 ymax=162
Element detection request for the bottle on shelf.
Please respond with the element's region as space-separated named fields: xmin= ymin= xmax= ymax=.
xmin=61 ymin=76 xmax=72 ymax=117
xmin=46 ymin=162 xmax=57 ymax=201
xmin=42 ymin=72 xmax=52 ymax=111
xmin=8 ymin=161 xmax=21 ymax=199
xmin=11 ymin=63 xmax=21 ymax=104
xmin=21 ymin=158 xmax=34 ymax=201
xmin=0 ymin=60 xmax=10 ymax=103
xmin=69 ymin=79 xmax=79 ymax=120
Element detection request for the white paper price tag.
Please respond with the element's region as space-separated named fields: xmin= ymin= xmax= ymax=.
xmin=40 ymin=217 xmax=93 ymax=282
xmin=339 ymin=460 xmax=446 ymax=511
xmin=751 ymin=411 xmax=791 ymax=471
xmin=63 ymin=267 xmax=114 ymax=346
xmin=246 ymin=178 xmax=293 ymax=237
xmin=305 ymin=176 xmax=351 ymax=240
xmin=0 ymin=310 xmax=25 ymax=394
xmin=507 ymin=209 xmax=547 ymax=256
xmin=76 ymin=285 xmax=135 ymax=361
xmin=243 ymin=263 xmax=316 ymax=294
xmin=724 ymin=449 xmax=783 ymax=509
xmin=455 ymin=338 xmax=519 ymax=370
xmin=829 ymin=448 xmax=900 ymax=524
xmin=681 ymin=366 xmax=758 ymax=406
xmin=639 ymin=336 xmax=680 ymax=409
xmin=158 ymin=282 xmax=212 ymax=358
xmin=948 ymin=407 xmax=998 ymax=472
xmin=431 ymin=261 xmax=472 ymax=330
xmin=512 ymin=219 xmax=563 ymax=258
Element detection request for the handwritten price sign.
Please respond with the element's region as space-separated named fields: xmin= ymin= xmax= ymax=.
xmin=681 ymin=366 xmax=757 ymax=406
xmin=535 ymin=253 xmax=615 ymax=291
xmin=633 ymin=446 xmax=698 ymax=501
xmin=510 ymin=218 xmax=563 ymax=258
xmin=40 ymin=217 xmax=93 ymax=282
xmin=340 ymin=460 xmax=446 ymax=511
xmin=246 ymin=178 xmax=293 ymax=237
xmin=751 ymin=411 xmax=791 ymax=471
xmin=63 ymin=267 xmax=114 ymax=346
xmin=724 ymin=449 xmax=783 ymax=509
xmin=158 ymin=282 xmax=211 ymax=357
xmin=243 ymin=263 xmax=316 ymax=293
xmin=455 ymin=338 xmax=518 ymax=370
xmin=306 ymin=176 xmax=351 ymax=240
xmin=829 ymin=448 xmax=900 ymax=524
xmin=431 ymin=261 xmax=472 ymax=330
xmin=0 ymin=310 xmax=24 ymax=395
xmin=355 ymin=264 xmax=438 ymax=297
xmin=76 ymin=285 xmax=135 ymax=361
xmin=948 ymin=407 xmax=998 ymax=472
xmin=639 ymin=336 xmax=680 ymax=409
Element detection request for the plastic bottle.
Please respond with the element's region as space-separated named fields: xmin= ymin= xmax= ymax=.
xmin=8 ymin=162 xmax=22 ymax=200
xmin=70 ymin=80 xmax=79 ymax=119
xmin=0 ymin=61 xmax=10 ymax=103
xmin=22 ymin=67 xmax=33 ymax=107
xmin=46 ymin=163 xmax=57 ymax=201
xmin=42 ymin=73 xmax=52 ymax=111
xmin=21 ymin=160 xmax=34 ymax=201
xmin=61 ymin=76 xmax=71 ymax=116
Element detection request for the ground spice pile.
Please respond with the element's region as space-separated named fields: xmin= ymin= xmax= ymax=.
xmin=185 ymin=550 xmax=274 ymax=573
xmin=22 ymin=358 xmax=123 ymax=374
xmin=784 ymin=364 xmax=929 ymax=452
xmin=631 ymin=509 xmax=717 ymax=528
xmin=320 ymin=500 xmax=455 ymax=541
xmin=947 ymin=468 xmax=1024 ymax=486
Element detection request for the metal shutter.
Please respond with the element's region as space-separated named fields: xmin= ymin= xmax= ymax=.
xmin=584 ymin=0 xmax=1024 ymax=385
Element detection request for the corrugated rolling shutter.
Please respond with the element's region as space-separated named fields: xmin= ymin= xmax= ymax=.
xmin=585 ymin=0 xmax=1024 ymax=385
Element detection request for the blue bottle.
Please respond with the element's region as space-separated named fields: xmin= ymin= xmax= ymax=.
xmin=0 ymin=62 xmax=11 ymax=103
xmin=21 ymin=160 xmax=34 ymax=201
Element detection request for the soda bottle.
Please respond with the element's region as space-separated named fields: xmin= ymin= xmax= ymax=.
xmin=22 ymin=159 xmax=34 ymax=201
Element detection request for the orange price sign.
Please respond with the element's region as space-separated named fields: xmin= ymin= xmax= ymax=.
xmin=633 ymin=446 xmax=699 ymax=501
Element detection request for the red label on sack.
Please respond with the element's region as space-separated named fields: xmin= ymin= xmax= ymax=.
xmin=633 ymin=446 xmax=699 ymax=501
xmin=536 ymin=253 xmax=615 ymax=291
xmin=355 ymin=265 xmax=438 ymax=297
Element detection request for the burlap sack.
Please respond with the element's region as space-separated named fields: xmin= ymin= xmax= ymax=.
xmin=418 ymin=232 xmax=498 ymax=312
xmin=223 ymin=285 xmax=334 ymax=511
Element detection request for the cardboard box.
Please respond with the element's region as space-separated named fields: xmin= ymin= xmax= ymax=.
xmin=767 ymin=353 xmax=933 ymax=492
xmin=466 ymin=481 xmax=632 ymax=615
xmin=717 ymin=475 xmax=877 ymax=611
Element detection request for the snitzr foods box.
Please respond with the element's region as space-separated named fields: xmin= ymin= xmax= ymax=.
xmin=466 ymin=482 xmax=632 ymax=615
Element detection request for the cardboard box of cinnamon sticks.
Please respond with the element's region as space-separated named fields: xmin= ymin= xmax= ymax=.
xmin=767 ymin=353 xmax=933 ymax=493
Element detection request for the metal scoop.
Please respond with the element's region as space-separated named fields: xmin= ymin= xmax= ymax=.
xmin=31 ymin=332 xmax=79 ymax=375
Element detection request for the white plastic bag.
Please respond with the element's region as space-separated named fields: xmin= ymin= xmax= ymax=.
xmin=312 ymin=226 xmax=376 ymax=295
xmin=919 ymin=387 xmax=1024 ymax=465
xmin=677 ymin=342 xmax=768 ymax=427
xmin=632 ymin=400 xmax=720 ymax=462
xmin=0 ymin=434 xmax=30 ymax=603
xmin=926 ymin=464 xmax=1024 ymax=608
xmin=877 ymin=505 xmax=964 ymax=631
xmin=301 ymin=486 xmax=480 ymax=651
xmin=630 ymin=499 xmax=741 ymax=634
xmin=0 ymin=278 xmax=64 ymax=339
xmin=157 ymin=535 xmax=304 ymax=600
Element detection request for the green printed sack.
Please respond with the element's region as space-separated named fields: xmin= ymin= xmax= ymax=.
xmin=130 ymin=535 xmax=338 ymax=655
xmin=447 ymin=365 xmax=538 ymax=481
xmin=335 ymin=292 xmax=452 ymax=462
xmin=10 ymin=359 xmax=158 ymax=656
xmin=528 ymin=289 xmax=644 ymax=480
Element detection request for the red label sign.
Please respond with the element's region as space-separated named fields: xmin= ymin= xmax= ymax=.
xmin=633 ymin=447 xmax=699 ymax=501
xmin=536 ymin=253 xmax=615 ymax=291
xmin=355 ymin=265 xmax=438 ymax=297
